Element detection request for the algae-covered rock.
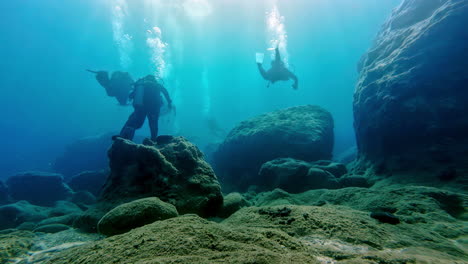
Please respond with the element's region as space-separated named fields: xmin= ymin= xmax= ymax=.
xmin=0 ymin=201 xmax=49 ymax=230
xmin=72 ymin=206 xmax=109 ymax=233
xmin=254 ymin=185 xmax=467 ymax=224
xmin=71 ymin=191 xmax=96 ymax=206
xmin=354 ymin=0 xmax=468 ymax=172
xmin=0 ymin=230 xmax=34 ymax=264
xmin=257 ymin=158 xmax=342 ymax=192
xmin=218 ymin=192 xmax=250 ymax=218
xmin=6 ymin=172 xmax=73 ymax=206
xmin=97 ymin=197 xmax=178 ymax=236
xmin=34 ymin=224 xmax=71 ymax=233
xmin=101 ymin=136 xmax=223 ymax=217
xmin=47 ymin=214 xmax=318 ymax=264
xmin=67 ymin=170 xmax=108 ymax=196
xmin=214 ymin=105 xmax=334 ymax=191
xmin=223 ymin=204 xmax=466 ymax=258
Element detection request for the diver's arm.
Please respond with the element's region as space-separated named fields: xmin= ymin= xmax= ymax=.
xmin=257 ymin=63 xmax=269 ymax=80
xmin=161 ymin=86 xmax=172 ymax=107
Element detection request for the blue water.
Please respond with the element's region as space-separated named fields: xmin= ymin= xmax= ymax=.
xmin=0 ymin=0 xmax=400 ymax=179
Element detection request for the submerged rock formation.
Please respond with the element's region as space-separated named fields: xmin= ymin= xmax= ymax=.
xmin=354 ymin=0 xmax=468 ymax=173
xmin=214 ymin=105 xmax=334 ymax=191
xmin=257 ymin=159 xmax=347 ymax=193
xmin=53 ymin=133 xmax=115 ymax=178
xmin=97 ymin=197 xmax=178 ymax=236
xmin=67 ymin=170 xmax=108 ymax=197
xmin=100 ymin=136 xmax=223 ymax=217
xmin=6 ymin=172 xmax=73 ymax=207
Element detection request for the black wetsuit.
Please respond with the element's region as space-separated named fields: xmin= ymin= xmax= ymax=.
xmin=120 ymin=77 xmax=172 ymax=141
xmin=257 ymin=48 xmax=298 ymax=89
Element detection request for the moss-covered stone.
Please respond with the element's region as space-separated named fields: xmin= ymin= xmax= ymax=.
xmin=46 ymin=215 xmax=319 ymax=264
xmin=97 ymin=197 xmax=178 ymax=236
xmin=0 ymin=230 xmax=34 ymax=264
xmin=101 ymin=137 xmax=223 ymax=217
xmin=214 ymin=105 xmax=334 ymax=192
xmin=218 ymin=192 xmax=250 ymax=218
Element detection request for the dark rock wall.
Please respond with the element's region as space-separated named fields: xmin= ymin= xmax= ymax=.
xmin=354 ymin=0 xmax=468 ymax=171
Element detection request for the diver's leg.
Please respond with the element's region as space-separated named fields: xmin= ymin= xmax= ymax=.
xmin=286 ymin=70 xmax=298 ymax=90
xmin=147 ymin=107 xmax=161 ymax=141
xmin=119 ymin=108 xmax=146 ymax=140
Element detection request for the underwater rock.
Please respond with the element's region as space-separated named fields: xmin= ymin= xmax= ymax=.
xmin=0 ymin=230 xmax=34 ymax=263
xmin=354 ymin=0 xmax=468 ymax=172
xmin=67 ymin=170 xmax=108 ymax=196
xmin=53 ymin=133 xmax=114 ymax=178
xmin=0 ymin=201 xmax=49 ymax=230
xmin=370 ymin=211 xmax=400 ymax=225
xmin=34 ymin=224 xmax=71 ymax=233
xmin=16 ymin=222 xmax=37 ymax=231
xmin=254 ymin=185 xmax=467 ymax=226
xmin=97 ymin=197 xmax=178 ymax=236
xmin=71 ymin=191 xmax=96 ymax=206
xmin=311 ymin=160 xmax=347 ymax=178
xmin=218 ymin=192 xmax=250 ymax=218
xmin=101 ymin=136 xmax=223 ymax=217
xmin=50 ymin=201 xmax=83 ymax=217
xmin=223 ymin=204 xmax=466 ymax=259
xmin=257 ymin=158 xmax=342 ymax=193
xmin=214 ymin=105 xmax=334 ymax=191
xmin=37 ymin=213 xmax=80 ymax=228
xmin=338 ymin=176 xmax=371 ymax=188
xmin=47 ymin=215 xmax=317 ymax=264
xmin=0 ymin=181 xmax=7 ymax=205
xmin=72 ymin=206 xmax=109 ymax=233
xmin=6 ymin=172 xmax=73 ymax=207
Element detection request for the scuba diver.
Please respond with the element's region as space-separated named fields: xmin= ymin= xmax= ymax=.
xmin=119 ymin=74 xmax=173 ymax=141
xmin=87 ymin=70 xmax=134 ymax=105
xmin=257 ymin=47 xmax=298 ymax=90
xmin=89 ymin=70 xmax=173 ymax=141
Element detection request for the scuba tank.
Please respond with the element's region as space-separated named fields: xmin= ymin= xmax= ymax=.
xmin=133 ymin=80 xmax=145 ymax=107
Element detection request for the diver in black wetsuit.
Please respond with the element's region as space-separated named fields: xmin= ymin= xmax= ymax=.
xmin=257 ymin=47 xmax=298 ymax=90
xmin=119 ymin=75 xmax=173 ymax=141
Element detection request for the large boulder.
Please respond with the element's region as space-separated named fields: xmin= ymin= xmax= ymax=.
xmin=354 ymin=0 xmax=468 ymax=172
xmin=53 ymin=133 xmax=114 ymax=178
xmin=6 ymin=172 xmax=73 ymax=206
xmin=97 ymin=197 xmax=178 ymax=236
xmin=67 ymin=170 xmax=108 ymax=196
xmin=258 ymin=158 xmax=343 ymax=193
xmin=100 ymin=136 xmax=223 ymax=217
xmin=214 ymin=105 xmax=334 ymax=191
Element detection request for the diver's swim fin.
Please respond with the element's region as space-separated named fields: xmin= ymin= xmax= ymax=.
xmin=86 ymin=69 xmax=99 ymax=74
xmin=256 ymin=53 xmax=265 ymax=64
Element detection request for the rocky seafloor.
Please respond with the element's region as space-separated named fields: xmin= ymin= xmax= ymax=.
xmin=1 ymin=0 xmax=468 ymax=263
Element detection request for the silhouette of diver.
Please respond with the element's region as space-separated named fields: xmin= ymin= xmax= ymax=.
xmin=119 ymin=75 xmax=173 ymax=141
xmin=87 ymin=70 xmax=134 ymax=105
xmin=257 ymin=47 xmax=298 ymax=90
